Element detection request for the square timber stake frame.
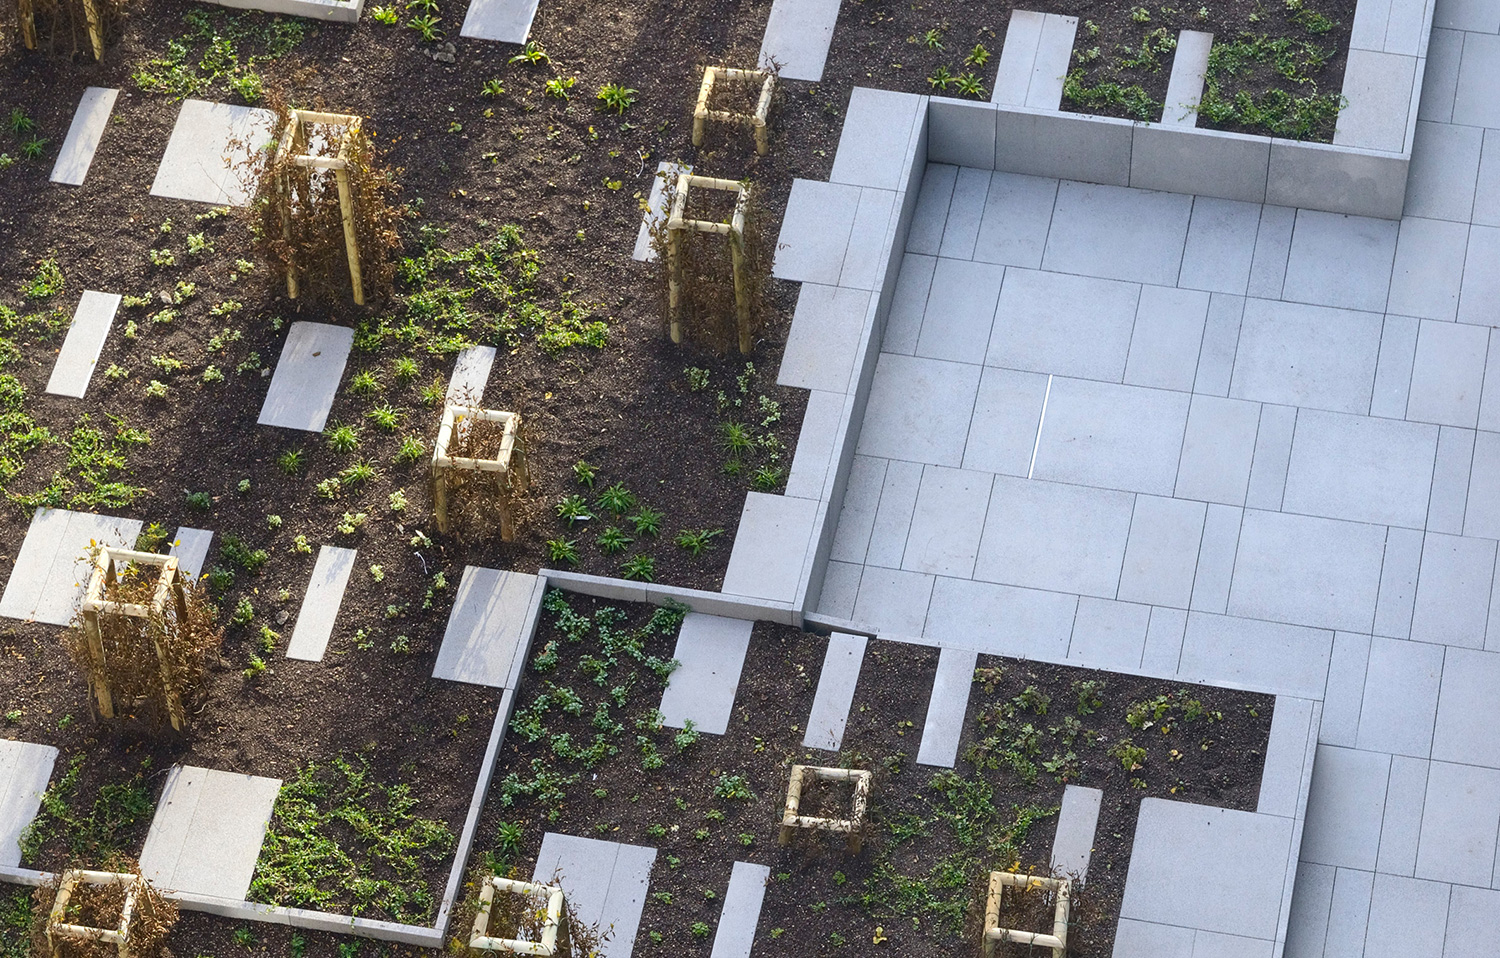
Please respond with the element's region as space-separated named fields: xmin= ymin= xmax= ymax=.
xmin=778 ymin=764 xmax=872 ymax=853
xmin=692 ymin=66 xmax=775 ymax=155
xmin=45 ymin=868 xmax=146 ymax=958
xmin=275 ymin=109 xmax=367 ymax=305
xmin=432 ymin=404 xmax=531 ymax=541
xmin=80 ymin=548 xmax=190 ymax=732
xmin=469 ymin=875 xmax=566 ymax=955
xmin=665 ymin=172 xmax=754 ymax=354
xmin=982 ymin=871 xmax=1072 ymax=958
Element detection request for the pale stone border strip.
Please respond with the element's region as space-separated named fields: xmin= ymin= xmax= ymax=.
xmin=758 ymin=0 xmax=840 ymax=81
xmin=138 ymin=766 xmax=282 ymax=900
xmin=657 ymin=613 xmax=755 ymax=735
xmin=915 ymin=646 xmax=977 ymax=767
xmin=459 ymin=0 xmax=539 ymax=43
xmin=200 ymin=0 xmax=363 ymax=23
xmin=802 ymin=632 xmax=867 ymax=751
xmin=285 ymin=545 xmax=356 ymax=662
xmin=1161 ymin=31 xmax=1213 ymax=126
xmin=1049 ymin=785 xmax=1103 ymax=883
xmin=50 ymin=87 xmax=117 ymax=186
xmin=45 ymin=291 xmax=120 ymax=399
xmin=709 ymin=861 xmax=771 ymax=958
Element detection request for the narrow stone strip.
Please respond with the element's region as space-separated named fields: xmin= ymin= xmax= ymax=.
xmin=433 ymin=567 xmax=543 ymax=688
xmin=459 ymin=0 xmax=540 ymax=44
xmin=50 ymin=87 xmax=118 ymax=186
xmin=0 ymin=740 xmax=59 ymax=867
xmin=758 ymin=0 xmax=841 ymax=81
xmin=1050 ymin=784 xmax=1104 ymax=883
xmin=1162 ymin=30 xmax=1213 ymax=125
xmin=709 ymin=861 xmax=772 ymax=958
xmin=1027 ymin=13 xmax=1079 ymax=109
xmin=446 ymin=345 xmax=496 ymax=404
xmin=993 ymin=11 xmax=1046 ymax=105
xmin=633 ymin=161 xmax=691 ymax=261
xmin=285 ymin=545 xmax=357 ymax=662
xmin=915 ymin=647 xmax=977 ymax=767
xmin=803 ymin=633 xmax=867 ymax=751
xmin=658 ymin=613 xmax=754 ymax=735
xmin=45 ymin=291 xmax=120 ymax=398
xmin=168 ymin=527 xmax=214 ymax=580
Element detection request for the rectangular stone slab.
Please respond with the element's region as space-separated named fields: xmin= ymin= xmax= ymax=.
xmin=1050 ymin=785 xmax=1103 ymax=884
xmin=803 ymin=633 xmax=867 ymax=751
xmin=758 ymin=0 xmax=841 ymax=81
xmin=46 ymin=291 xmax=120 ymax=398
xmin=1162 ymin=31 xmax=1212 ymax=125
xmin=139 ymin=765 xmax=281 ymax=900
xmin=150 ymin=99 xmax=275 ymax=206
xmin=658 ymin=613 xmax=755 ymax=735
xmin=446 ymin=345 xmax=495 ymax=404
xmin=286 ymin=546 xmax=356 ymax=662
xmin=0 ymin=508 xmax=142 ymax=625
xmin=710 ymin=861 xmax=772 ymax=958
xmin=0 ymin=739 xmax=59 ymax=867
xmin=257 ymin=322 xmax=354 ymax=432
xmin=916 ymin=647 xmax=976 ymax=767
xmin=50 ymin=87 xmax=117 ymax=186
xmin=533 ymin=833 xmax=657 ymax=957
xmin=460 ymin=0 xmax=540 ymax=43
xmin=169 ymin=527 xmax=214 ymax=580
xmin=432 ymin=566 xmax=542 ymax=688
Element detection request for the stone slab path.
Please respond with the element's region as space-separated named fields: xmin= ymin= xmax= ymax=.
xmin=709 ymin=861 xmax=771 ymax=958
xmin=138 ymin=765 xmax=281 ymax=900
xmin=50 ymin=87 xmax=117 ymax=186
xmin=459 ymin=0 xmax=539 ymax=43
xmin=257 ymin=321 xmax=354 ymax=432
xmin=1049 ymin=785 xmax=1102 ymax=883
xmin=446 ymin=345 xmax=495 ymax=404
xmin=915 ymin=646 xmax=976 ymax=767
xmin=992 ymin=11 xmax=1078 ymax=108
xmin=150 ymin=99 xmax=274 ymax=206
xmin=0 ymin=508 xmax=141 ymax=625
xmin=532 ymin=833 xmax=656 ymax=958
xmin=758 ymin=0 xmax=840 ymax=80
xmin=169 ymin=527 xmax=214 ymax=579
xmin=802 ymin=632 xmax=866 ymax=751
xmin=0 ymin=740 xmax=58 ymax=867
xmin=633 ymin=161 xmax=690 ymax=261
xmin=432 ymin=567 xmax=543 ymax=688
xmin=657 ymin=613 xmax=754 ymax=735
xmin=45 ymin=291 xmax=120 ymax=399
xmin=1162 ymin=31 xmax=1213 ymax=125
xmin=285 ymin=545 xmax=356 ymax=662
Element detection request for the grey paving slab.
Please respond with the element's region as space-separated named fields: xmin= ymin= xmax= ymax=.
xmin=1194 ymin=293 xmax=1246 ymax=396
xmin=922 ymin=575 xmax=1077 ymax=658
xmin=901 ymin=466 xmax=993 ymax=578
xmin=1259 ymin=695 xmax=1315 ymax=817
xmin=882 ymin=253 xmax=936 ymax=356
xmin=1427 ymin=437 xmax=1473 ymax=535
xmin=658 ymin=614 xmax=754 ymax=735
xmin=829 ymin=88 xmax=925 ymax=192
xmin=1026 ymin=13 xmax=1078 ymax=108
xmin=1230 ymin=298 xmax=1382 ymax=416
xmin=51 ymin=87 xmax=117 ymax=186
xmin=1246 ymin=204 xmax=1295 ymax=300
xmin=432 ymin=566 xmax=541 ymax=688
xmin=780 ymin=284 xmax=872 ymax=392
xmin=257 ymin=322 xmax=353 ymax=432
xmin=1125 ymin=285 xmax=1210 ymax=392
xmin=139 ymin=765 xmax=281 ymax=899
xmin=1301 ymin=745 xmax=1391 ymax=869
xmin=1462 ymin=430 xmax=1500 ymax=539
xmin=1178 ymin=196 xmax=1260 ymax=295
xmin=1320 ymin=632 xmax=1370 ymax=748
xmin=0 ymin=508 xmax=141 ymax=625
xmin=1365 ymin=874 xmax=1450 ymax=958
xmin=150 ymin=99 xmax=274 ymax=206
xmin=1411 ymin=533 xmax=1495 ymax=649
xmin=914 ymin=258 xmax=1003 ymax=363
xmin=992 ymin=11 xmax=1046 ymax=106
xmin=1415 ymin=760 xmax=1500 ymax=886
xmin=1141 ymin=606 xmax=1188 ymax=674
xmin=1041 ymin=181 xmax=1193 ymax=287
xmin=972 ymin=171 xmax=1058 ymax=268
xmin=803 ymin=633 xmax=866 ymax=751
xmin=1162 ymin=29 xmax=1212 ymax=124
xmin=772 ymin=179 xmax=860 ymax=285
xmin=986 ymin=267 xmax=1141 ymax=381
xmin=936 ymin=167 xmax=990 ymax=260
xmin=1175 ymin=394 xmax=1260 ymax=505
xmin=1030 ymin=377 xmax=1190 ymax=496
xmin=0 ymin=739 xmax=58 ymax=867
xmin=1378 ymin=755 xmax=1430 ymax=876
xmin=1333 ymin=50 xmax=1415 ymax=153
xmin=852 ymin=566 xmax=933 ymax=638
xmin=915 ymin=646 xmax=976 ymax=767
xmin=169 ymin=527 xmax=213 ymax=581
xmin=757 ymin=0 xmax=840 ymax=81
xmin=446 ymin=345 xmax=496 ymax=404
xmin=972 ymin=475 xmax=1135 ymax=599
xmin=1436 ymin=0 xmax=1500 ymax=31
xmin=830 ymin=456 xmax=886 ymax=563
xmin=1371 ymin=314 xmax=1420 ymax=420
xmin=596 ymin=839 xmax=656 ymax=956
xmin=1229 ymin=510 xmax=1384 ymax=633
xmin=785 ymin=389 xmax=844 ymax=500
xmin=1050 ymin=784 xmax=1103 ymax=883
xmin=840 ymin=187 xmax=898 ymax=291
xmin=1443 ymin=885 xmax=1500 ymax=958
xmin=961 ymin=366 xmax=1047 ymax=476
xmin=1114 ymin=918 xmax=1197 ymax=958
xmin=1282 ymin=211 xmax=1398 ymax=313
xmin=285 ymin=545 xmax=356 ymax=662
xmin=906 ymin=164 xmax=956 ymax=256
xmin=1120 ymin=798 xmax=1292 ymax=940
xmin=866 ymin=459 xmax=922 ymax=568
xmin=1481 ymin=332 xmax=1500 ymax=431
xmin=1419 ymin=28 xmax=1463 ymax=124
xmin=1180 ymin=612 xmax=1332 ymax=699
xmin=1191 ymin=503 xmax=1243 ymax=614
xmin=459 ymin=0 xmax=538 ymax=42
xmin=1067 ymin=597 xmax=1150 ymax=670
xmin=1432 ymin=647 xmax=1500 ymax=768
xmin=1476 ymin=130 xmax=1500 ymax=228
xmin=721 ymin=493 xmax=818 ymax=602
xmin=1282 ymin=409 xmax=1437 ymax=529
xmin=815 ymin=561 xmax=861 ymax=620
xmin=534 ymin=833 xmax=656 ymax=957
xmin=1388 ymin=219 xmax=1470 ymax=323
xmin=1453 ymin=32 xmax=1500 ymax=130
xmin=1357 ymin=635 xmax=1443 ymax=757
xmin=1404 ymin=121 xmax=1482 ymax=223
xmin=855 ymin=353 xmax=981 ymax=467
xmin=1284 ymin=861 xmax=1335 ymax=958
xmin=709 ymin=861 xmax=771 ymax=958
xmin=1325 ymin=868 xmax=1376 ymax=958
xmin=1119 ymin=494 xmax=1206 ymax=609
xmin=1457 ymin=225 xmax=1500 ymax=327
xmin=631 ymin=164 xmax=689 ymax=262
xmin=46 ymin=291 xmax=120 ymax=399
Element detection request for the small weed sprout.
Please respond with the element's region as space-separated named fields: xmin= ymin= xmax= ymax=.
xmin=573 ymin=460 xmax=597 ymax=488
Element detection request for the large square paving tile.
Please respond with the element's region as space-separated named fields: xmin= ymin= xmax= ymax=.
xmin=533 ymin=833 xmax=656 ymax=957
xmin=1230 ymin=299 xmax=1382 ymax=415
xmin=1406 ymin=319 xmax=1488 ymax=426
xmin=1433 ymin=647 xmax=1500 ymax=768
xmin=914 ymin=258 xmax=1003 ymax=363
xmin=1118 ymin=495 xmax=1206 ymax=609
xmin=972 ymin=171 xmax=1058 ymax=268
xmin=1410 ymin=533 xmax=1496 ymax=649
xmin=139 ymin=765 xmax=281 ymax=899
xmin=1281 ymin=209 xmax=1398 ymax=313
xmin=1227 ymin=510 xmax=1384 ymax=633
xmin=857 ymin=353 xmax=981 ymax=467
xmin=900 ymin=466 xmax=993 ymax=578
xmin=1357 ymin=635 xmax=1444 ymax=757
xmin=772 ymin=179 xmax=860 ymax=284
xmin=1415 ymin=761 xmax=1500 ymax=887
xmin=1175 ymin=395 xmax=1260 ymax=505
xmin=1281 ymin=409 xmax=1437 ymax=528
xmin=721 ymin=493 xmax=818 ymax=602
xmin=1300 ymin=745 xmax=1390 ymax=870
xmin=1040 ymin=181 xmax=1193 ymax=287
xmin=986 ymin=268 xmax=1141 ymax=381
xmin=150 ymin=99 xmax=275 ymax=206
xmin=658 ymin=614 xmax=754 ymax=735
xmin=922 ymin=576 xmax=1077 ymax=658
xmin=852 ymin=566 xmax=934 ymax=637
xmin=1453 ymin=32 xmax=1500 ymax=130
xmin=1179 ymin=612 xmax=1332 ymax=699
xmin=0 ymin=508 xmax=142 ymax=626
xmin=973 ymin=475 xmax=1135 ymax=599
xmin=1388 ymin=218 xmax=1470 ymax=322
xmin=1124 ymin=285 xmax=1210 ymax=392
xmin=962 ymin=367 xmax=1048 ymax=476
xmin=1366 ymin=874 xmax=1451 ymax=958
xmin=1178 ymin=196 xmax=1260 ymax=295
xmin=1029 ymin=378 xmax=1190 ymax=496
xmin=1444 ymin=886 xmax=1500 ymax=958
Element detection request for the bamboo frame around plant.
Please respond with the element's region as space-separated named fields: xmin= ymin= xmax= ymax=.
xmin=778 ymin=764 xmax=872 ymax=854
xmin=692 ymin=66 xmax=775 ymax=155
xmin=431 ymin=404 xmax=530 ymax=541
xmin=982 ymin=872 xmax=1071 ymax=958
xmin=469 ymin=876 xmax=566 ymax=955
xmin=665 ymin=173 xmax=753 ymax=353
xmin=14 ymin=0 xmax=105 ymax=59
xmin=80 ymin=548 xmax=189 ymax=732
xmin=275 ymin=109 xmax=367 ymax=305
xmin=46 ymin=869 xmax=144 ymax=958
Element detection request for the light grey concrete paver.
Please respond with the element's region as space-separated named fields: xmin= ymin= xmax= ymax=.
xmin=459 ymin=0 xmax=538 ymax=42
xmin=915 ymin=646 xmax=975 ymax=767
xmin=1437 ymin=0 xmax=1500 ymax=32
xmin=1440 ymin=428 xmax=1492 ymax=534
xmin=0 ymin=508 xmax=141 ymax=626
xmin=1050 ymin=784 xmax=1103 ymax=882
xmin=1026 ymin=13 xmax=1078 ymax=109
xmin=1371 ymin=314 xmax=1420 ymax=420
xmin=1190 ymin=503 xmax=1243 ymax=613
xmin=901 ymin=466 xmax=993 ymax=578
xmin=1175 ymin=394 xmax=1260 ymax=505
xmin=1415 ymin=760 xmax=1500 ymax=887
xmin=1194 ymin=293 xmax=1246 ymax=396
xmin=721 ymin=494 xmax=818 ymax=602
xmin=1067 ymin=597 xmax=1150 ymax=669
xmin=1246 ymin=204 xmax=1295 ymax=299
xmin=169 ymin=527 xmax=213 ymax=580
xmin=46 ymin=291 xmax=120 ymax=399
xmin=1377 ymin=755 xmax=1430 ymax=876
xmin=1476 ymin=130 xmax=1500 ymax=228
xmin=285 ymin=545 xmax=356 ymax=662
xmin=1419 ymin=28 xmax=1463 ymax=124
xmin=830 ymin=456 xmax=886 ymax=564
xmin=150 ymin=99 xmax=274 ymax=206
xmin=856 ymin=354 xmax=981 ymax=467
xmin=631 ymin=162 xmax=688 ymax=262
xmin=786 ymin=390 xmax=845 ymax=499
xmin=987 ymin=267 xmax=1141 ymax=381
xmin=1258 ymin=695 xmax=1315 ymax=817
xmin=1030 ymin=377 xmax=1190 ymax=496
xmin=658 ymin=614 xmax=754 ymax=735
xmin=1463 ymin=430 xmax=1500 ymax=539
xmin=829 ymin=88 xmax=925 ymax=192
xmin=1320 ymin=632 xmax=1370 ymax=748
xmin=1231 ymin=299 xmax=1382 ymax=415
xmin=1326 ymin=869 xmax=1376 ymax=958
xmin=972 ymin=171 xmax=1058 ymax=268
xmin=1282 ymin=409 xmax=1437 ymax=529
xmin=1179 ymin=196 xmax=1260 ymax=295
xmin=992 ymin=11 xmax=1045 ymax=106
xmin=1114 ymin=918 xmax=1197 ymax=958
xmin=432 ymin=566 xmax=542 ymax=688
xmin=1301 ymin=745 xmax=1391 ymax=869
xmin=1388 ymin=219 xmax=1470 ymax=322
xmin=772 ymin=179 xmax=860 ymax=285
xmin=1285 ymin=861 xmax=1336 ymax=958
xmin=906 ymin=164 xmax=956 ymax=256
xmin=1042 ymin=181 xmax=1193 ymax=287
xmin=1411 ymin=533 xmax=1495 ymax=649
xmin=1125 ymin=285 xmax=1210 ymax=392
xmin=815 ymin=561 xmax=861 ymax=620
xmin=866 ymin=459 xmax=922 ymax=568
xmin=1481 ymin=331 xmax=1500 ymax=430
xmin=1356 ymin=635 xmax=1443 ymax=757
xmin=937 ymin=167 xmax=990 ymax=260
xmin=961 ymin=366 xmax=1048 ymax=476
xmin=446 ymin=345 xmax=496 ymax=404
xmin=803 ymin=633 xmax=866 ymax=751
xmin=1333 ymin=50 xmax=1415 ymax=153
xmin=780 ymin=284 xmax=871 ymax=392
xmin=0 ymin=739 xmax=58 ymax=867
xmin=1432 ymin=647 xmax=1500 ymax=768
xmin=1228 ymin=509 xmax=1384 ymax=633
xmin=1365 ymin=874 xmax=1449 ymax=958
xmin=882 ymin=253 xmax=935 ymax=356
xmin=1443 ymin=885 xmax=1500 ymax=958
xmin=758 ymin=0 xmax=840 ymax=81
xmin=973 ymin=475 xmax=1134 ymax=599
xmin=1282 ymin=211 xmax=1398 ymax=313
xmin=51 ymin=87 xmax=117 ymax=186
xmin=1141 ymin=606 xmax=1188 ymax=674
xmin=1453 ymin=33 xmax=1500 ymax=130
xmin=852 ymin=566 xmax=933 ymax=638
xmin=840 ymin=187 xmax=898 ymax=290
xmin=1162 ymin=30 xmax=1212 ymax=124
xmin=139 ymin=765 xmax=281 ymax=899
xmin=914 ymin=258 xmax=1003 ymax=363
xmin=257 ymin=322 xmax=354 ymax=432
xmin=1119 ymin=494 xmax=1206 ymax=609
xmin=709 ymin=861 xmax=772 ymax=958
xmin=1179 ymin=612 xmax=1332 ymax=699
xmin=1458 ymin=225 xmax=1500 ymax=326
xmin=533 ymin=833 xmax=656 ymax=957
xmin=922 ymin=576 xmax=1077 ymax=657
xmin=1405 ymin=121 xmax=1482 ymax=223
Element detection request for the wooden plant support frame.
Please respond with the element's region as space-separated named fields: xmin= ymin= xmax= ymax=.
xmin=81 ymin=548 xmax=189 ymax=732
xmin=982 ymin=872 xmax=1072 ymax=958
xmin=15 ymin=0 xmax=106 ymax=60
xmin=46 ymin=868 xmax=144 ymax=958
xmin=692 ymin=66 xmax=775 ymax=155
xmin=469 ymin=876 xmax=565 ymax=955
xmin=778 ymin=764 xmax=872 ymax=854
xmin=665 ymin=172 xmax=754 ymax=354
xmin=432 ymin=404 xmax=531 ymax=541
xmin=275 ymin=109 xmax=367 ymax=306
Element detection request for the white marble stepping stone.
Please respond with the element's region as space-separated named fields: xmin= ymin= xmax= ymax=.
xmin=993 ymin=11 xmax=1079 ymax=109
xmin=285 ymin=546 xmax=356 ymax=662
xmin=46 ymin=291 xmax=120 ymax=398
xmin=709 ymin=861 xmax=771 ymax=958
xmin=0 ymin=740 xmax=59 ymax=867
xmin=138 ymin=765 xmax=281 ymax=900
xmin=533 ymin=833 xmax=656 ymax=957
xmin=150 ymin=99 xmax=275 ymax=206
xmin=915 ymin=647 xmax=977 ymax=767
xmin=759 ymin=0 xmax=840 ymax=81
xmin=658 ymin=613 xmax=754 ymax=736
xmin=432 ymin=566 xmax=543 ymax=688
xmin=50 ymin=87 xmax=118 ymax=186
xmin=803 ymin=633 xmax=866 ymax=751
xmin=446 ymin=345 xmax=495 ymax=404
xmin=257 ymin=322 xmax=354 ymax=432
xmin=169 ymin=527 xmax=214 ymax=580
xmin=1162 ymin=31 xmax=1213 ymax=125
xmin=1050 ymin=784 xmax=1103 ymax=883
xmin=632 ymin=161 xmax=691 ymax=262
xmin=460 ymin=0 xmax=539 ymax=43
xmin=0 ymin=508 xmax=142 ymax=626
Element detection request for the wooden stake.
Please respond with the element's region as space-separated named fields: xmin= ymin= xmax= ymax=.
xmin=730 ymin=228 xmax=751 ymax=354
xmin=80 ymin=608 xmax=115 ymax=720
xmin=17 ymin=0 xmax=37 ymax=49
xmin=80 ymin=0 xmax=103 ymax=61
xmin=334 ymin=167 xmax=364 ymax=305
xmin=666 ymin=227 xmax=682 ymax=344
xmin=432 ymin=463 xmax=450 ymax=534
